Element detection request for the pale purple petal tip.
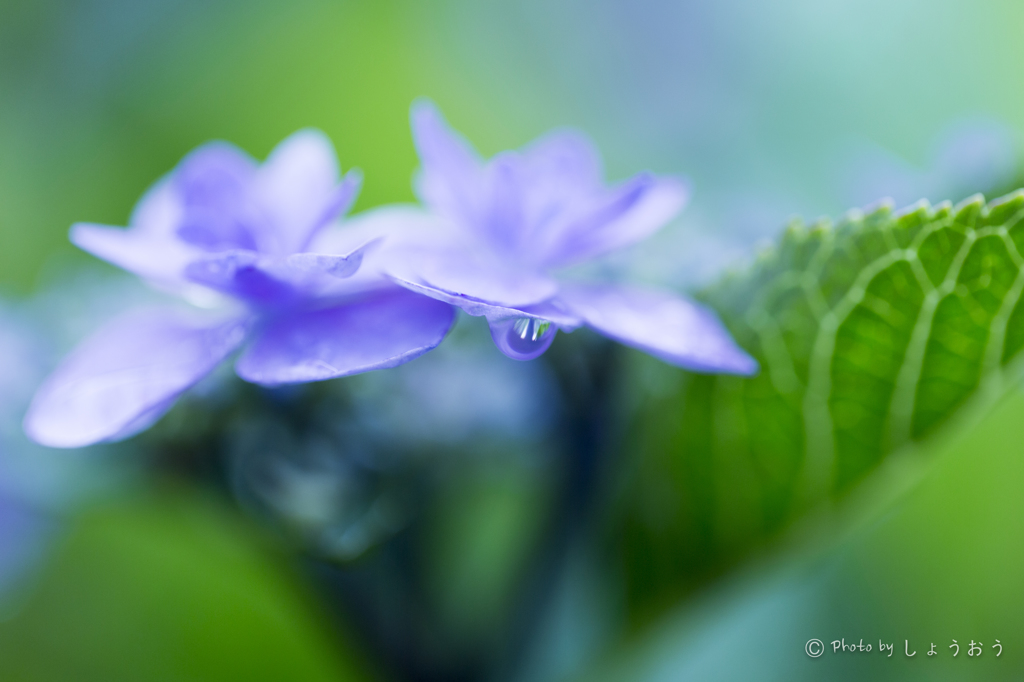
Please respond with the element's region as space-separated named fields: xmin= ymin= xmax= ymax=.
xmin=558 ymin=283 xmax=757 ymax=375
xmin=249 ymin=128 xmax=362 ymax=255
xmin=286 ymin=237 xmax=381 ymax=279
xmin=545 ymin=174 xmax=690 ymax=267
xmin=24 ymin=309 xmax=249 ymax=448
xmin=174 ymin=142 xmax=257 ymax=203
xmin=71 ymin=223 xmax=196 ymax=285
xmin=410 ymin=100 xmax=482 ymax=219
xmin=128 ymin=180 xmax=183 ymax=238
xmin=235 ymin=287 xmax=456 ymax=386
xmin=410 ymin=100 xmax=480 ymax=167
xmin=316 ymin=168 xmax=363 ymax=227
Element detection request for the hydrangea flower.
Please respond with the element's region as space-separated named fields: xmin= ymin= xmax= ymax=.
xmin=378 ymin=101 xmax=757 ymax=372
xmin=25 ymin=131 xmax=455 ymax=448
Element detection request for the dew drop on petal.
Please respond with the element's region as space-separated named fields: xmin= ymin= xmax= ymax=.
xmin=489 ymin=317 xmax=557 ymax=361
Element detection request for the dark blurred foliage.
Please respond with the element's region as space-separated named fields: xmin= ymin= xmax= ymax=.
xmin=42 ymin=317 xmax=623 ymax=681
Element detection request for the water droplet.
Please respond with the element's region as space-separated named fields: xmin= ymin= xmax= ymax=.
xmin=489 ymin=316 xmax=556 ymax=361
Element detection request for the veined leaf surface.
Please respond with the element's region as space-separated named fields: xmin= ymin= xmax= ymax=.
xmin=619 ymin=190 xmax=1024 ymax=616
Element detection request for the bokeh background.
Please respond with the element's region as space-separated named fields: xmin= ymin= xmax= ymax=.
xmin=2 ymin=1 xmax=1024 ymax=680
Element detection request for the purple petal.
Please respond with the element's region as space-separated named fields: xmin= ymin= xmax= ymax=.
xmin=410 ymin=100 xmax=483 ymax=225
xmin=363 ymin=205 xmax=554 ymax=307
xmin=173 ymin=142 xmax=260 ymax=252
xmin=557 ymin=283 xmax=757 ymax=374
xmin=253 ymin=130 xmax=359 ymax=253
xmin=476 ymin=153 xmax=527 ymax=254
xmin=521 ymin=131 xmax=603 ymax=188
xmin=286 ymin=238 xmax=381 ymax=279
xmin=183 ymin=250 xmax=296 ymax=306
xmin=71 ymin=222 xmax=198 ymax=286
xmin=183 ymin=239 xmax=386 ymax=307
xmin=24 ymin=309 xmax=249 ymax=448
xmin=235 ymin=288 xmax=456 ymax=385
xmin=128 ymin=179 xmax=184 ymax=238
xmin=310 ymin=169 xmax=362 ymax=239
xmin=176 ymin=142 xmax=257 ymax=193
xmin=544 ymin=174 xmax=689 ymax=268
xmin=414 ymin=247 xmax=559 ymax=308
xmin=390 ymin=275 xmax=582 ymax=328
xmin=362 ymin=208 xmax=558 ymax=308
xmin=309 ymin=205 xmax=444 ymax=267
xmin=514 ymin=132 xmax=606 ymax=254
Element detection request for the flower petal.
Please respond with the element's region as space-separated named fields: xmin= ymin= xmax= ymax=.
xmin=173 ymin=142 xmax=260 ymax=252
xmin=312 ymin=169 xmax=362 ymax=236
xmin=24 ymin=309 xmax=249 ymax=448
xmin=71 ymin=222 xmax=198 ymax=286
xmin=390 ymin=275 xmax=582 ymax=328
xmin=542 ymin=174 xmax=690 ymax=268
xmin=521 ymin=131 xmax=603 ymax=189
xmin=476 ymin=153 xmax=527 ymax=253
xmin=365 ymin=205 xmax=561 ymax=308
xmin=183 ymin=238 xmax=386 ymax=307
xmin=183 ymin=250 xmax=297 ymax=306
xmin=128 ymin=179 xmax=184 ymax=238
xmin=557 ymin=283 xmax=757 ymax=374
xmin=515 ymin=131 xmax=606 ymax=254
xmin=286 ymin=238 xmax=381 ymax=279
xmin=253 ymin=129 xmax=360 ymax=253
xmin=415 ymin=247 xmax=560 ymax=308
xmin=310 ymin=205 xmax=446 ymax=263
xmin=410 ymin=100 xmax=483 ymax=226
xmin=235 ymin=287 xmax=456 ymax=385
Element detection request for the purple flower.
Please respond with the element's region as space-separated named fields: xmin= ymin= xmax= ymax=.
xmin=25 ymin=131 xmax=455 ymax=448
xmin=379 ymin=101 xmax=756 ymax=372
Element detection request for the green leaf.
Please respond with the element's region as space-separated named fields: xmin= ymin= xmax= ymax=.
xmin=617 ymin=189 xmax=1024 ymax=618
xmin=589 ymin=390 xmax=1024 ymax=682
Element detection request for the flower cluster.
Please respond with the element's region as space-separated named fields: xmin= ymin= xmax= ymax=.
xmin=24 ymin=102 xmax=756 ymax=448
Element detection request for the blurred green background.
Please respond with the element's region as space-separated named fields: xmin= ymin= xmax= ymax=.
xmin=2 ymin=0 xmax=1024 ymax=679
xmin=6 ymin=0 xmax=1024 ymax=295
